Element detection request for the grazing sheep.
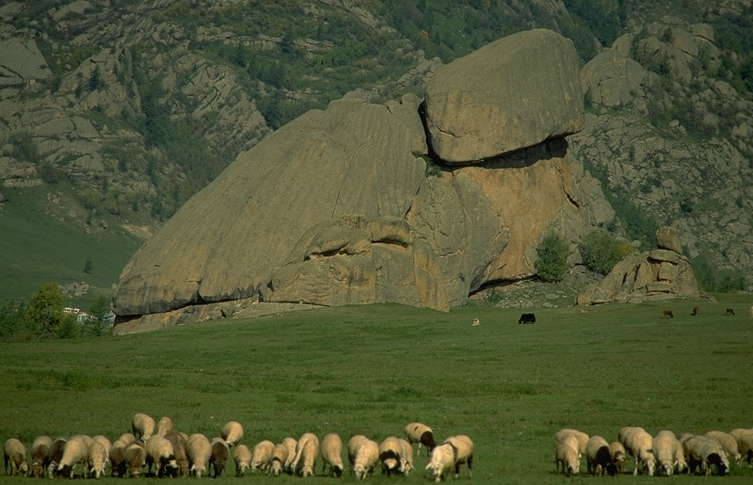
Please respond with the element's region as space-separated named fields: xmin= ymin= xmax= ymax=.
xmin=132 ymin=412 xmax=156 ymax=440
xmin=46 ymin=438 xmax=67 ymax=478
xmin=295 ymin=437 xmax=319 ymax=477
xmin=164 ymin=431 xmax=189 ymax=477
xmin=348 ymin=435 xmax=369 ymax=475
xmin=683 ymin=435 xmax=729 ymax=475
xmin=233 ymin=444 xmax=253 ymax=477
xmin=586 ymin=436 xmax=613 ymax=476
xmin=145 ymin=434 xmax=178 ymax=478
xmin=397 ymin=438 xmax=415 ymax=475
xmin=209 ymin=437 xmax=230 ymax=478
xmin=251 ymin=439 xmax=275 ymax=474
xmin=609 ymin=441 xmax=626 ymax=475
xmin=518 ymin=312 xmax=536 ymax=324
xmin=282 ymin=436 xmax=298 ymax=474
xmin=706 ymin=430 xmax=742 ymax=465
xmin=725 ymin=308 xmax=735 ymax=316
xmin=554 ymin=428 xmax=589 ymax=456
xmin=618 ymin=426 xmax=656 ymax=476
xmin=88 ymin=441 xmax=108 ymax=478
xmin=555 ymin=442 xmax=580 ymax=476
xmin=320 ymin=433 xmax=344 ymax=477
xmin=4 ymin=438 xmax=29 ymax=476
xmin=269 ymin=440 xmax=291 ymax=476
xmin=124 ymin=441 xmax=147 ymax=478
xmin=691 ymin=305 xmax=699 ymax=316
xmin=220 ymin=420 xmax=243 ymax=447
xmin=445 ymin=435 xmax=474 ymax=479
xmin=186 ymin=433 xmax=212 ymax=478
xmin=653 ymin=430 xmax=682 ymax=476
xmin=92 ymin=435 xmax=111 ymax=456
xmin=404 ymin=422 xmax=436 ymax=456
xmin=30 ymin=435 xmax=52 ymax=478
xmin=471 ymin=317 xmax=480 ymax=326
xmin=109 ymin=434 xmax=135 ymax=477
xmin=156 ymin=416 xmax=174 ymax=437
xmin=57 ymin=435 xmax=92 ymax=478
xmin=661 ymin=309 xmax=674 ymax=318
xmin=352 ymin=438 xmax=379 ymax=480
xmin=292 ymin=432 xmax=319 ymax=475
xmin=729 ymin=428 xmax=753 ymax=465
xmin=379 ymin=436 xmax=403 ymax=476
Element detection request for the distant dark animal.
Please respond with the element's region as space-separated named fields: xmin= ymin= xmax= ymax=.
xmin=691 ymin=306 xmax=699 ymax=316
xmin=518 ymin=313 xmax=536 ymax=324
xmin=661 ymin=309 xmax=674 ymax=318
xmin=724 ymin=308 xmax=735 ymax=316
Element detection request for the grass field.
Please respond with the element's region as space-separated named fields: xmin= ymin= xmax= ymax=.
xmin=1 ymin=294 xmax=751 ymax=484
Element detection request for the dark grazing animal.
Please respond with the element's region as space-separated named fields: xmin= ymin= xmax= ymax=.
xmin=661 ymin=309 xmax=674 ymax=318
xmin=724 ymin=308 xmax=735 ymax=316
xmin=518 ymin=313 xmax=536 ymax=324
xmin=691 ymin=306 xmax=699 ymax=316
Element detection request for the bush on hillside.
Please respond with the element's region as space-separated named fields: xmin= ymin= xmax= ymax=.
xmin=579 ymin=230 xmax=633 ymax=275
xmin=534 ymin=233 xmax=570 ymax=282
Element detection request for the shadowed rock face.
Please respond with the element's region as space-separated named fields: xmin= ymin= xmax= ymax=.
xmin=113 ymin=29 xmax=612 ymax=332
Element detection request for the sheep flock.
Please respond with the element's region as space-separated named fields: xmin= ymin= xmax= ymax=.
xmin=3 ymin=416 xmax=477 ymax=480
xmin=554 ymin=426 xmax=753 ymax=478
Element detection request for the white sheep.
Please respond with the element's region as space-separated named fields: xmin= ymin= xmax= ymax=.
xmin=132 ymin=412 xmax=156 ymax=440
xmin=88 ymin=441 xmax=109 ymax=479
xmin=291 ymin=432 xmax=319 ymax=476
xmin=320 ymin=433 xmax=344 ymax=477
xmin=397 ymin=438 xmax=415 ymax=475
xmin=683 ymin=435 xmax=729 ymax=475
xmin=124 ymin=441 xmax=147 ymax=478
xmin=157 ymin=416 xmax=174 ymax=437
xmin=58 ymin=435 xmax=94 ymax=478
xmin=352 ymin=438 xmax=379 ymax=480
xmin=110 ymin=433 xmax=135 ymax=477
xmin=609 ymin=441 xmax=626 ymax=475
xmin=233 ymin=444 xmax=253 ymax=477
xmin=3 ymin=438 xmax=29 ymax=476
xmin=404 ymin=422 xmax=436 ymax=456
xmin=653 ymin=430 xmax=682 ymax=476
xmin=145 ymin=434 xmax=178 ymax=478
xmin=585 ymin=435 xmax=612 ymax=476
xmin=555 ymin=442 xmax=580 ymax=476
xmin=618 ymin=426 xmax=656 ymax=476
xmin=282 ymin=436 xmax=298 ymax=474
xmin=348 ymin=434 xmax=369 ymax=474
xmin=269 ymin=440 xmax=291 ymax=476
xmin=445 ymin=435 xmax=474 ymax=479
xmin=30 ymin=435 xmax=51 ymax=478
xmin=220 ymin=421 xmax=244 ymax=447
xmin=46 ymin=437 xmax=67 ymax=478
xmin=706 ymin=430 xmax=741 ymax=466
xmin=554 ymin=428 xmax=589 ymax=456
xmin=426 ymin=442 xmax=456 ymax=482
xmin=209 ymin=437 xmax=230 ymax=478
xmin=164 ymin=431 xmax=189 ymax=477
xmin=729 ymin=428 xmax=753 ymax=465
xmin=186 ymin=433 xmax=212 ymax=478
xmin=379 ymin=436 xmax=403 ymax=476
xmin=251 ymin=439 xmax=275 ymax=474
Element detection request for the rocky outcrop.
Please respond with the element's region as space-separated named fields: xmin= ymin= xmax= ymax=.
xmin=576 ymin=228 xmax=702 ymax=305
xmin=0 ymin=38 xmax=53 ymax=86
xmin=580 ymin=47 xmax=648 ymax=107
xmin=423 ymin=29 xmax=584 ymax=163
xmin=113 ymin=29 xmax=613 ymax=332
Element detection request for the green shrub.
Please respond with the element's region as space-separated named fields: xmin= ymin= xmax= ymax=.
xmin=534 ymin=233 xmax=570 ymax=282
xmin=580 ymin=230 xmax=633 ymax=275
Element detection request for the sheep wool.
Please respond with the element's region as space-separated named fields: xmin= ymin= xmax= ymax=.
xmin=404 ymin=422 xmax=436 ymax=456
xmin=233 ymin=444 xmax=253 ymax=477
xmin=157 ymin=416 xmax=174 ymax=437
xmin=269 ymin=441 xmax=290 ymax=476
xmin=353 ymin=438 xmax=379 ymax=480
xmin=123 ymin=441 xmax=147 ymax=478
xmin=729 ymin=428 xmax=753 ymax=465
xmin=683 ymin=435 xmax=729 ymax=476
xmin=445 ymin=435 xmax=474 ymax=479
xmin=110 ymin=435 xmax=133 ymax=478
xmin=46 ymin=438 xmax=67 ymax=478
xmin=291 ymin=432 xmax=319 ymax=475
xmin=397 ymin=438 xmax=414 ymax=475
xmin=30 ymin=435 xmax=52 ymax=478
xmin=3 ymin=438 xmax=29 ymax=476
xmin=131 ymin=412 xmax=156 ymax=440
xmin=555 ymin=442 xmax=580 ymax=476
xmin=220 ymin=421 xmax=244 ymax=447
xmin=653 ymin=430 xmax=681 ymax=476
xmin=379 ymin=436 xmax=403 ymax=476
xmin=554 ymin=428 xmax=589 ymax=456
xmin=586 ymin=435 xmax=612 ymax=476
xmin=145 ymin=434 xmax=178 ymax=478
xmin=348 ymin=434 xmax=369 ymax=472
xmin=251 ymin=439 xmax=275 ymax=474
xmin=618 ymin=426 xmax=656 ymax=476
xmin=282 ymin=436 xmax=298 ymax=474
xmin=164 ymin=431 xmax=190 ymax=478
xmin=426 ymin=442 xmax=456 ymax=482
xmin=298 ymin=438 xmax=319 ymax=477
xmin=88 ymin=441 xmax=108 ymax=478
xmin=706 ymin=430 xmax=741 ymax=465
xmin=57 ymin=435 xmax=92 ymax=478
xmin=186 ymin=433 xmax=212 ymax=478
xmin=319 ymin=433 xmax=344 ymax=477
xmin=209 ymin=437 xmax=230 ymax=478
xmin=609 ymin=441 xmax=626 ymax=475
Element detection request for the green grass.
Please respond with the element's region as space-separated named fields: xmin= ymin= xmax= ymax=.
xmin=1 ymin=296 xmax=752 ymax=483
xmin=0 ymin=186 xmax=143 ymax=307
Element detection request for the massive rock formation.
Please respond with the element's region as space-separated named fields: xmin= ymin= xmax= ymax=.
xmin=113 ymin=29 xmax=614 ymax=333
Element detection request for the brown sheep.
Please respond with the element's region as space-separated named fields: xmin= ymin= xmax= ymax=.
xmin=586 ymin=435 xmax=613 ymax=476
xmin=164 ymin=431 xmax=190 ymax=477
xmin=124 ymin=441 xmax=147 ymax=478
xmin=46 ymin=438 xmax=67 ymax=478
xmin=30 ymin=435 xmax=52 ymax=478
xmin=209 ymin=437 xmax=230 ymax=478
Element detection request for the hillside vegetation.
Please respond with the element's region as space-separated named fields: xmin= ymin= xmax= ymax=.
xmin=1 ymin=298 xmax=751 ymax=481
xmin=1 ymin=0 xmax=752 ymax=307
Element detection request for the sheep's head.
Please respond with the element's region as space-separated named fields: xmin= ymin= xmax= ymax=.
xmin=658 ymin=462 xmax=673 ymax=476
xmin=425 ymin=461 xmax=444 ymax=481
xmin=643 ymin=453 xmax=656 ymax=476
xmin=383 ymin=457 xmax=398 ymax=472
xmin=354 ymin=464 xmax=367 ymax=480
xmin=270 ymin=460 xmax=282 ymax=476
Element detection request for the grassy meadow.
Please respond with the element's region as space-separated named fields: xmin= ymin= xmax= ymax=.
xmin=1 ymin=294 xmax=751 ymax=484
